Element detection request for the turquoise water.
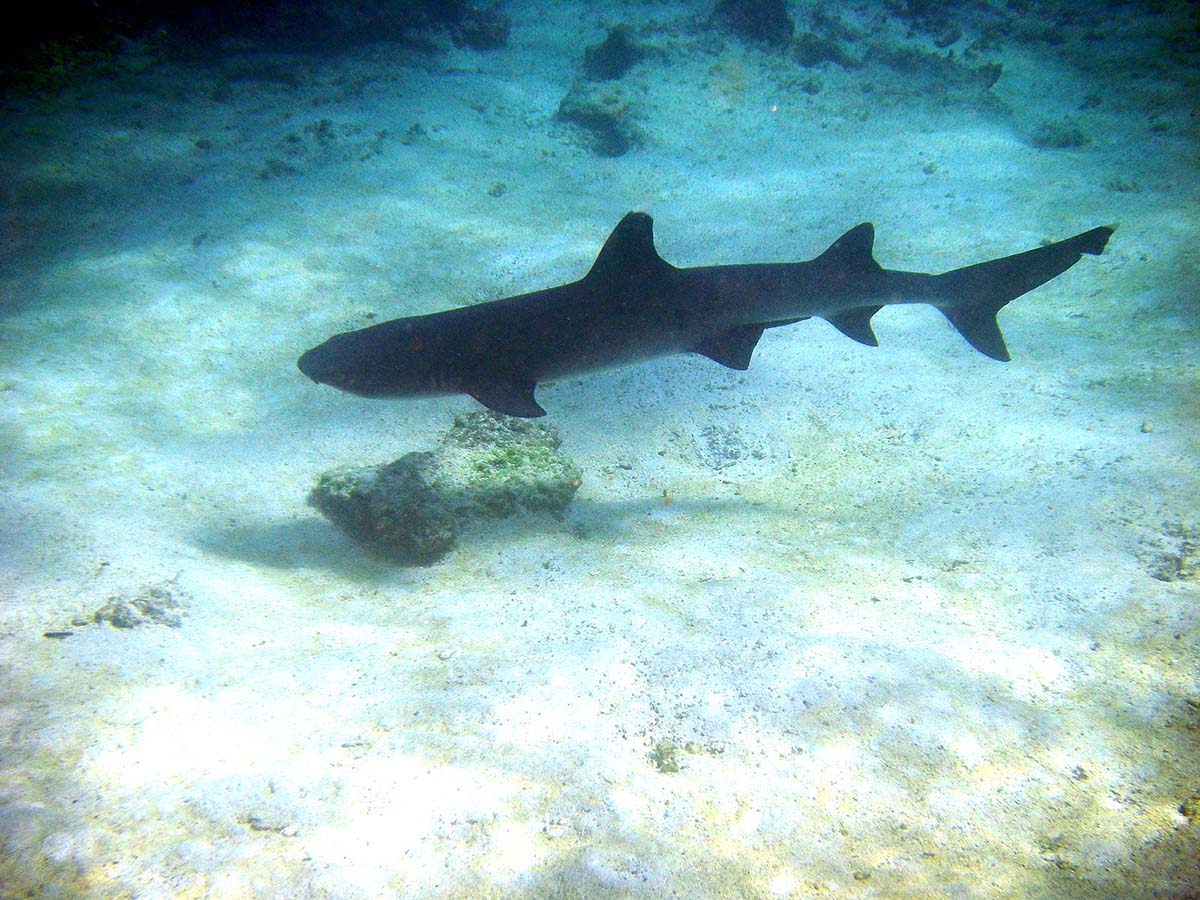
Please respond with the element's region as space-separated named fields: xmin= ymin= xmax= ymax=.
xmin=1 ymin=3 xmax=1197 ymax=898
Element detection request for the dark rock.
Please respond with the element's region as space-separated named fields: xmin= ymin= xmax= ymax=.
xmin=863 ymin=44 xmax=1002 ymax=97
xmin=1029 ymin=119 xmax=1090 ymax=149
xmin=583 ymin=26 xmax=646 ymax=81
xmin=930 ymin=23 xmax=962 ymax=48
xmin=451 ymin=4 xmax=511 ymax=50
xmin=710 ymin=0 xmax=794 ymax=47
xmin=793 ymin=32 xmax=858 ymax=68
xmin=557 ymin=81 xmax=640 ymax=157
xmin=810 ymin=8 xmax=864 ymax=44
xmin=975 ymin=62 xmax=1003 ymax=89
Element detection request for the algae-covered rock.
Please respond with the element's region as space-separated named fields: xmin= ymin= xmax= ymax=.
xmin=308 ymin=452 xmax=457 ymax=565
xmin=438 ymin=411 xmax=582 ymax=516
xmin=308 ymin=412 xmax=582 ymax=564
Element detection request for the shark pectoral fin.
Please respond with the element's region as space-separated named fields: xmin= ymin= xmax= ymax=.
xmin=694 ymin=324 xmax=766 ymax=370
xmin=464 ymin=378 xmax=547 ymax=418
xmin=823 ymin=306 xmax=882 ymax=347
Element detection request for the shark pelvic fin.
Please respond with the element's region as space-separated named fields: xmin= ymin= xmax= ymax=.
xmin=464 ymin=378 xmax=546 ymax=418
xmin=694 ymin=324 xmax=766 ymax=370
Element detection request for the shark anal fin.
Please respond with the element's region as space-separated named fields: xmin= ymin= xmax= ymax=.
xmin=694 ymin=324 xmax=765 ymax=370
xmin=824 ymin=306 xmax=882 ymax=346
xmin=464 ymin=378 xmax=546 ymax=417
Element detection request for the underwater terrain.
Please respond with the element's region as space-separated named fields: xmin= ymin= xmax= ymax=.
xmin=1 ymin=1 xmax=1197 ymax=897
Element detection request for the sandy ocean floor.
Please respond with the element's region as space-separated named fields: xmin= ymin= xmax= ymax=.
xmin=1 ymin=1 xmax=1198 ymax=898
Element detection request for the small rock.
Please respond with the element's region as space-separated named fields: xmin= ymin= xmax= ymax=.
xmin=92 ymin=579 xmax=187 ymax=628
xmin=1139 ymin=520 xmax=1199 ymax=582
xmin=1181 ymin=788 xmax=1200 ymax=820
xmin=649 ymin=739 xmax=680 ymax=773
xmin=309 ymin=453 xmax=457 ymax=565
xmin=542 ymin=819 xmax=569 ymax=839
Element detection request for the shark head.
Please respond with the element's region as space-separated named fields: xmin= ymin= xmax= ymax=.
xmin=298 ymin=317 xmax=457 ymax=399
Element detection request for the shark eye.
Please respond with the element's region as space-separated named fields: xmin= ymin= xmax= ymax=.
xmin=408 ymin=337 xmax=425 ymax=352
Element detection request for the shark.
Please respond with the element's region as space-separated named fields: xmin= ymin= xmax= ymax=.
xmin=298 ymin=212 xmax=1113 ymax=417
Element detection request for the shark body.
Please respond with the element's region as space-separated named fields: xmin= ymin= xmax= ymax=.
xmin=298 ymin=212 xmax=1113 ymax=417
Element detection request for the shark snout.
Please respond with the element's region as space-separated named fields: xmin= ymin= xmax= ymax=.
xmin=298 ymin=333 xmax=387 ymax=397
xmin=298 ymin=338 xmax=352 ymax=388
xmin=297 ymin=344 xmax=329 ymax=383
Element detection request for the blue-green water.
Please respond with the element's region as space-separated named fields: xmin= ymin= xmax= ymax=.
xmin=1 ymin=2 xmax=1196 ymax=898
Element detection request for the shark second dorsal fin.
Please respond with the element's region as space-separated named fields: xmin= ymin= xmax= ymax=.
xmin=815 ymin=223 xmax=882 ymax=273
xmin=585 ymin=212 xmax=670 ymax=283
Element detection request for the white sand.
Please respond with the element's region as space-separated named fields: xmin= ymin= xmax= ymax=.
xmin=1 ymin=2 xmax=1197 ymax=898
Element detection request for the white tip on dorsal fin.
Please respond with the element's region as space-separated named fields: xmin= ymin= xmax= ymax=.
xmin=586 ymin=211 xmax=670 ymax=283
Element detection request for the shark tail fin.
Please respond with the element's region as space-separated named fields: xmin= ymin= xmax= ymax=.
xmin=934 ymin=226 xmax=1114 ymax=361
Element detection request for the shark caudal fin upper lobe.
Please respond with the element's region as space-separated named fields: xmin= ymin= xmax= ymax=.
xmin=935 ymin=226 xmax=1114 ymax=361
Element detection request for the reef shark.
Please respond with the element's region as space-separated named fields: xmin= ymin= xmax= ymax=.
xmin=298 ymin=212 xmax=1112 ymax=417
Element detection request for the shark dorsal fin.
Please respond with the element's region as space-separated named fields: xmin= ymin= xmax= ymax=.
xmin=816 ymin=223 xmax=881 ymax=273
xmin=585 ymin=211 xmax=670 ymax=283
